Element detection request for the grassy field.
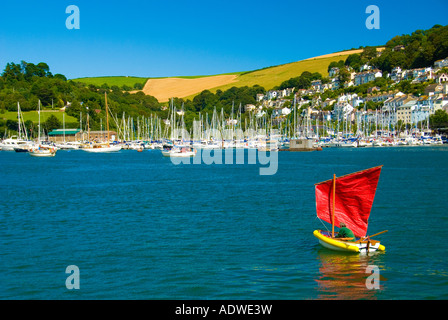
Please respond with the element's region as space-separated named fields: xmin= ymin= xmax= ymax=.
xmin=1 ymin=111 xmax=79 ymax=126
xmin=73 ymin=72 xmax=244 ymax=86
xmin=142 ymin=74 xmax=241 ymax=102
xmin=150 ymin=72 xmax=245 ymax=79
xmin=180 ymin=52 xmax=356 ymax=101
xmin=72 ymin=49 xmax=377 ymax=101
xmin=73 ymin=76 xmax=149 ymax=88
xmin=209 ymin=54 xmax=354 ymax=91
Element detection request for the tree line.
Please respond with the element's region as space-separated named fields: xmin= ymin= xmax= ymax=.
xmin=371 ymin=24 xmax=448 ymax=73
xmin=0 ymin=61 xmax=269 ymax=136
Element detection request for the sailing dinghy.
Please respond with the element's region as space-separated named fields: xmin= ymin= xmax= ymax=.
xmin=313 ymin=166 xmax=386 ymax=253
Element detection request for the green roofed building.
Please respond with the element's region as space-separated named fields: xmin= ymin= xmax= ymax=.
xmin=48 ymin=129 xmax=82 ymax=142
xmin=48 ymin=129 xmax=118 ymax=143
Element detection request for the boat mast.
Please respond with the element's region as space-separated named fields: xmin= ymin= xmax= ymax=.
xmin=17 ymin=102 xmax=22 ymax=140
xmin=38 ymin=100 xmax=41 ymax=143
xmin=332 ymin=173 xmax=336 ymax=238
xmin=63 ymin=112 xmax=66 ymax=143
xmin=105 ymin=92 xmax=110 ymax=145
xmin=87 ymin=108 xmax=90 ymax=142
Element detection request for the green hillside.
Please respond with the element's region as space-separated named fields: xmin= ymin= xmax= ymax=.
xmin=2 ymin=111 xmax=78 ymax=125
xmin=72 ymin=50 xmax=358 ymax=101
xmin=180 ymin=52 xmax=358 ymax=101
xmin=212 ymin=54 xmax=354 ymax=91
xmin=73 ymin=76 xmax=148 ymax=88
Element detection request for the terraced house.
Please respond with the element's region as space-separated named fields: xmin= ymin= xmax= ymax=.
xmin=396 ymin=100 xmax=415 ymax=124
xmin=354 ymin=69 xmax=382 ymax=86
xmin=383 ymin=93 xmax=416 ymax=111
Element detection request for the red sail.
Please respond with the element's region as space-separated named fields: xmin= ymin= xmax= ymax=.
xmin=315 ymin=166 xmax=382 ymax=237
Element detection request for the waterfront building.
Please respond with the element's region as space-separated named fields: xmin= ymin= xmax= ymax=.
xmin=383 ymin=94 xmax=415 ymax=112
xmin=411 ymin=105 xmax=430 ymax=125
xmin=396 ymin=101 xmax=416 ymax=124
xmin=48 ymin=129 xmax=82 ymax=142
xmin=434 ymin=95 xmax=448 ymax=111
xmin=48 ymin=129 xmax=118 ymax=143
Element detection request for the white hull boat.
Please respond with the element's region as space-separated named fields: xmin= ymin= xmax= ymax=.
xmin=161 ymin=146 xmax=197 ymax=157
xmin=82 ymin=144 xmax=122 ymax=153
xmin=29 ymin=146 xmax=57 ymax=157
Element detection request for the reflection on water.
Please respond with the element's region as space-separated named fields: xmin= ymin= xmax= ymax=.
xmin=314 ymin=248 xmax=387 ymax=300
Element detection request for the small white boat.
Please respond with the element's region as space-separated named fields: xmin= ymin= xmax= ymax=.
xmin=161 ymin=146 xmax=196 ymax=157
xmin=29 ymin=145 xmax=57 ymax=157
xmin=82 ymin=143 xmax=122 ymax=153
xmin=125 ymin=141 xmax=145 ymax=150
xmin=194 ymin=141 xmax=221 ymax=149
xmin=327 ymin=139 xmax=357 ymax=148
xmin=56 ymin=141 xmax=81 ymax=150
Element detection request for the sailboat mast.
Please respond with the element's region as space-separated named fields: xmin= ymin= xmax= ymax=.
xmin=332 ymin=173 xmax=336 ymax=238
xmin=38 ymin=100 xmax=41 ymax=143
xmin=17 ymin=102 xmax=21 ymax=140
xmin=87 ymin=110 xmax=90 ymax=142
xmin=105 ymin=92 xmax=110 ymax=144
xmin=63 ymin=112 xmax=66 ymax=143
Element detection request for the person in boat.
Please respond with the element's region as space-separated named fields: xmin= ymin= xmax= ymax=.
xmin=335 ymin=222 xmax=356 ymax=242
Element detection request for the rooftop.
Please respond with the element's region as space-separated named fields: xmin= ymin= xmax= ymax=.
xmin=48 ymin=129 xmax=81 ymax=136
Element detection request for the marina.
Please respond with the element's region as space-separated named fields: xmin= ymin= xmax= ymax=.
xmin=1 ymin=99 xmax=446 ymax=155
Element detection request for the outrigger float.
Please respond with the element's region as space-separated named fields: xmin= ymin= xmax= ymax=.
xmin=313 ymin=166 xmax=387 ymax=253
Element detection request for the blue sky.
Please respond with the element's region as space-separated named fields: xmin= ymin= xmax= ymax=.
xmin=0 ymin=0 xmax=447 ymax=79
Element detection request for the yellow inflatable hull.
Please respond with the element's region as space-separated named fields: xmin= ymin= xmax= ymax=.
xmin=313 ymin=230 xmax=385 ymax=253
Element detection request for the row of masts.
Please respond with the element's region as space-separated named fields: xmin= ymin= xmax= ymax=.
xmin=6 ymin=97 xmax=434 ymax=144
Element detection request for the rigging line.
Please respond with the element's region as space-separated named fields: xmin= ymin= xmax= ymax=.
xmin=315 ymin=216 xmax=330 ymax=233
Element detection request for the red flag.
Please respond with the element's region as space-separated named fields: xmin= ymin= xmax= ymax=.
xmin=315 ymin=166 xmax=382 ymax=237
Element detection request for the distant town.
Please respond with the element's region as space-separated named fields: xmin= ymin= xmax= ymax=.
xmin=248 ymin=56 xmax=448 ymax=134
xmin=2 ymin=25 xmax=448 ymax=151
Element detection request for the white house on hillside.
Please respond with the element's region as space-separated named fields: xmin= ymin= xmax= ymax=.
xmin=354 ymin=70 xmax=382 ymax=86
xmin=436 ymin=73 xmax=448 ymax=83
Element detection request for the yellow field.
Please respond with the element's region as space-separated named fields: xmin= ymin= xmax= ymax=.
xmin=208 ymin=54 xmax=353 ymax=93
xmin=141 ymin=49 xmax=382 ymax=102
xmin=141 ymin=74 xmax=239 ymax=102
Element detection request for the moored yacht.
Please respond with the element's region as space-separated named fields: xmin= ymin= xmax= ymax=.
xmin=0 ymin=136 xmax=33 ymax=151
xmin=161 ymin=145 xmax=196 ymax=157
